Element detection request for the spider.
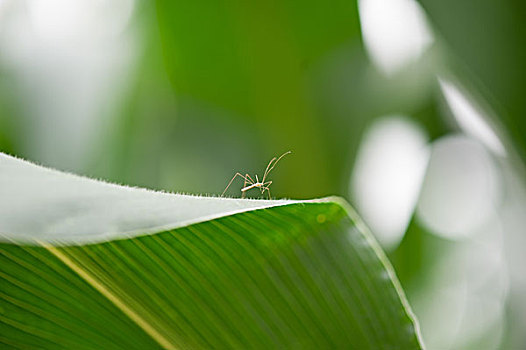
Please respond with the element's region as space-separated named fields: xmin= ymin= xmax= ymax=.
xmin=221 ymin=151 xmax=291 ymax=199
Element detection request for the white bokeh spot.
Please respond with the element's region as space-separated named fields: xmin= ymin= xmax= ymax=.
xmin=417 ymin=135 xmax=501 ymax=239
xmin=358 ymin=0 xmax=434 ymax=75
xmin=351 ymin=116 xmax=430 ymax=249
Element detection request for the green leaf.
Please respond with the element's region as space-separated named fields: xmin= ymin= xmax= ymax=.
xmin=0 ymin=153 xmax=422 ymax=349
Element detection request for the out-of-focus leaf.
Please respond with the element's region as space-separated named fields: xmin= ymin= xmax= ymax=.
xmin=0 ymin=153 xmax=421 ymax=348
xmin=418 ymin=0 xmax=526 ymax=161
xmin=154 ymin=0 xmax=364 ymax=198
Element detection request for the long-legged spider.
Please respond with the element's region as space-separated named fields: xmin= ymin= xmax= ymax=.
xmin=221 ymin=151 xmax=291 ymax=199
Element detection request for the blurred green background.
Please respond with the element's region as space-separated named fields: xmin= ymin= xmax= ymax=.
xmin=0 ymin=0 xmax=525 ymax=348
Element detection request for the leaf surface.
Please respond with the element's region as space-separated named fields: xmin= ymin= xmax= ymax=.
xmin=0 ymin=153 xmax=422 ymax=349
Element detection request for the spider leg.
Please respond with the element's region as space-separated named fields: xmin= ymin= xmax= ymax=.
xmin=222 ymin=172 xmax=248 ymax=197
xmin=262 ymin=151 xmax=291 ymax=183
xmin=262 ymin=157 xmax=277 ymax=183
xmin=260 ymin=181 xmax=273 ymax=199
xmin=242 ymin=174 xmax=251 ymax=199
xmin=245 ymin=174 xmax=255 ymax=185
